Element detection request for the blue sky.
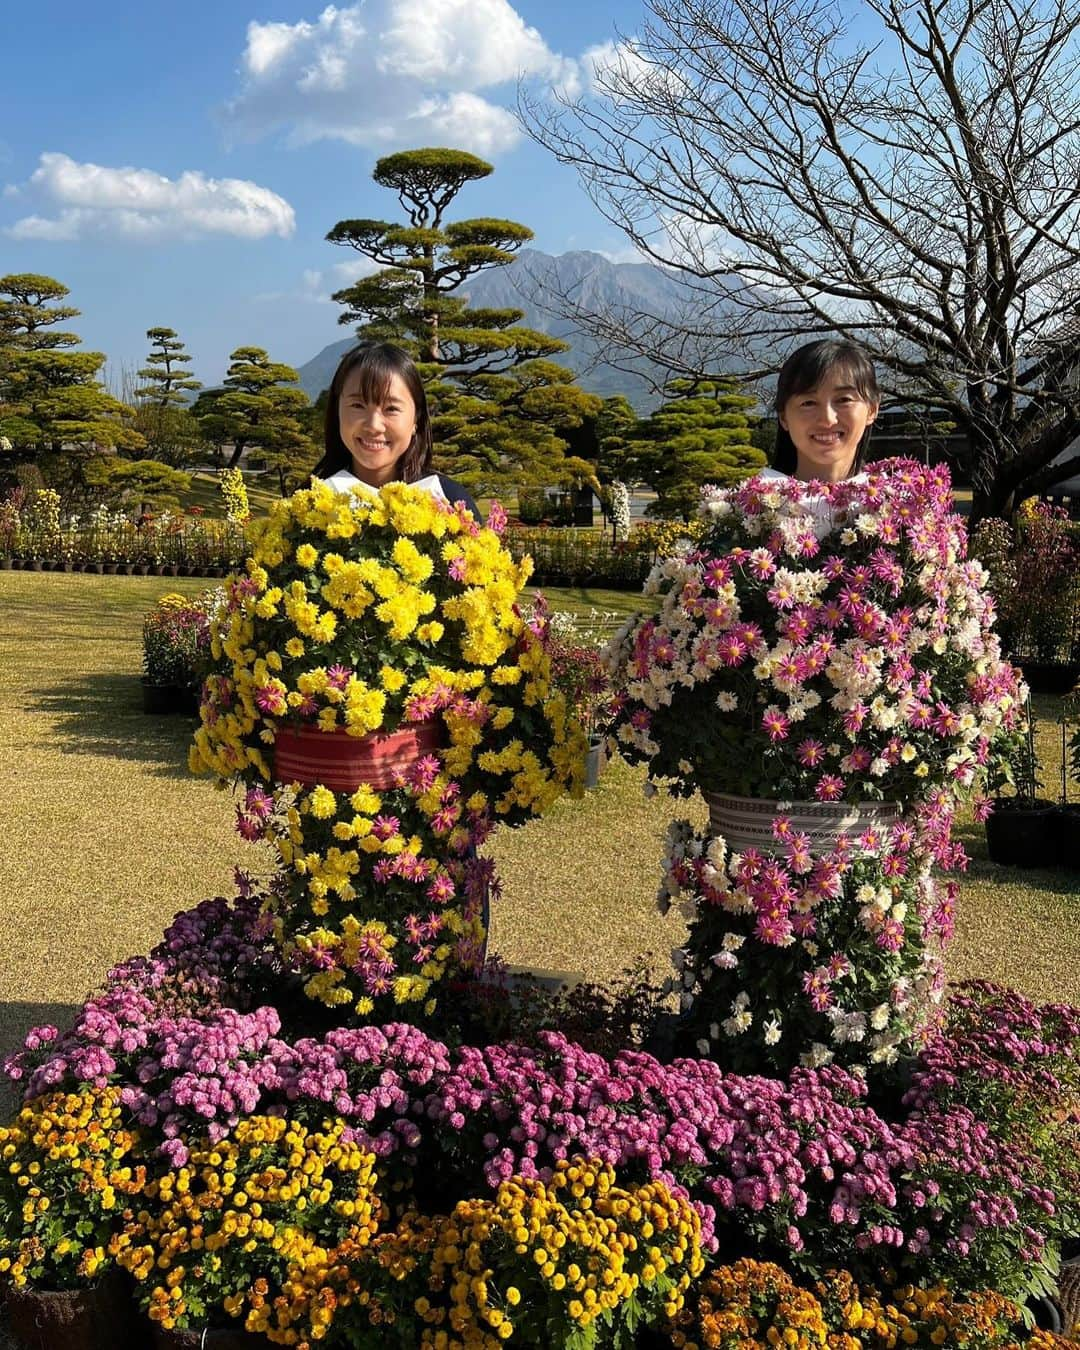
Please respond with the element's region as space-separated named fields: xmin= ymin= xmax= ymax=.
xmin=1 ymin=0 xmax=644 ymax=389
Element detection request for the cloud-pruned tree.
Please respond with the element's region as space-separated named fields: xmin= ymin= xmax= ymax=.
xmin=327 ymin=148 xmax=601 ymax=493
xmin=633 ymin=377 xmax=765 ymax=518
xmin=194 ymin=347 xmax=316 ymax=491
xmin=0 ymin=273 xmax=142 ymax=487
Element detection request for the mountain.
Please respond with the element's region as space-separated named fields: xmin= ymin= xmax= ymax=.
xmin=294 ymin=248 xmax=741 ymax=412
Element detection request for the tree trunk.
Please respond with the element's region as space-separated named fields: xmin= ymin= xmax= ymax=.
xmin=226 ymin=437 xmax=247 ymax=470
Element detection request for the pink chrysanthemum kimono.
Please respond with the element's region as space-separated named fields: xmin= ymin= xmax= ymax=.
xmin=605 ymin=459 xmax=1024 ymax=1074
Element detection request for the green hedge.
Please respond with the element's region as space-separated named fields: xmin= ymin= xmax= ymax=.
xmin=503 ymin=527 xmax=654 ymax=589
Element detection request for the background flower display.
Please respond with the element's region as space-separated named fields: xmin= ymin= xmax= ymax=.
xmin=604 ymin=460 xmax=1024 ymax=1071
xmin=969 ymin=500 xmax=1080 ymax=670
xmin=189 ymin=481 xmax=585 ymax=1021
xmin=142 ymin=590 xmax=221 ymax=691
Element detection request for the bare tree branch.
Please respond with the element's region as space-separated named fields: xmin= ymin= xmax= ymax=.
xmin=519 ymin=0 xmax=1080 ymax=517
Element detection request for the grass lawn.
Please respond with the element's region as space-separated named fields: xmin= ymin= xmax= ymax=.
xmin=2 ymin=570 xmax=1079 ymax=1088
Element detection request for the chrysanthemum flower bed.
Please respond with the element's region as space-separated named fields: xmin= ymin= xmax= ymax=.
xmin=2 ymin=467 xmax=1078 ymax=1349
xmin=2 ymin=882 xmax=1079 ymax=1345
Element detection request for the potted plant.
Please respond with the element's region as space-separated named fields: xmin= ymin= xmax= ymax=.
xmin=115 ymin=1115 xmax=378 ymax=1349
xmin=189 ymin=480 xmax=586 ymax=1022
xmin=606 ymin=460 xmax=1025 ymax=1072
xmin=0 ymin=1086 xmax=148 ymax=1350
xmin=985 ymin=697 xmax=1059 ymax=866
xmin=141 ymin=593 xmax=213 ymax=715
xmin=537 ymin=601 xmax=618 ymax=789
xmin=972 ymin=502 xmax=1080 ymax=692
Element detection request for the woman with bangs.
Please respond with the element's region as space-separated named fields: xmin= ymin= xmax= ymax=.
xmin=763 ymin=339 xmax=880 ymax=484
xmin=313 ymin=342 xmax=479 ymax=517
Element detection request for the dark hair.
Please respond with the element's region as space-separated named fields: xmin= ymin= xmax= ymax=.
xmin=772 ymin=339 xmax=879 ymax=475
xmin=312 ymin=343 xmax=433 ymax=482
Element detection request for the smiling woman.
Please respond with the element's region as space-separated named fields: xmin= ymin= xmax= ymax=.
xmin=770 ymin=339 xmax=880 ymax=482
xmin=311 ymin=342 xmax=480 ymax=517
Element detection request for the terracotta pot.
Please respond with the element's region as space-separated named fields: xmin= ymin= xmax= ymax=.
xmin=150 ymin=1325 xmax=273 ymax=1349
xmin=3 ymin=1271 xmax=145 ymax=1350
xmin=703 ymin=791 xmax=903 ymax=856
xmin=273 ymin=719 xmax=443 ymax=791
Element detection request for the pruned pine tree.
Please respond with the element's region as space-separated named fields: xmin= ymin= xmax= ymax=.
xmin=194 ymin=347 xmax=315 ymax=484
xmin=327 ymin=148 xmax=600 ymax=494
xmin=634 ymin=377 xmax=765 ymax=518
xmin=0 ymin=273 xmax=142 ymax=487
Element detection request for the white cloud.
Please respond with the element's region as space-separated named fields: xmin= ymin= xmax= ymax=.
xmin=5 ymin=152 xmax=295 ymax=242
xmin=222 ymin=0 xmax=582 ymax=154
xmin=254 ymin=257 xmax=380 ymax=305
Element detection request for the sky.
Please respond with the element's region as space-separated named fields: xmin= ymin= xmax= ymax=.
xmin=0 ymin=0 xmax=646 ymax=390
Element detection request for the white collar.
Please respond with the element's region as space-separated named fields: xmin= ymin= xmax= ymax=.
xmin=321 ymin=469 xmax=448 ymax=502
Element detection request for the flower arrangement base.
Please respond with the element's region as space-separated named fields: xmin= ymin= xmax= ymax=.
xmin=985 ymin=799 xmax=1059 ymax=867
xmin=4 ymin=1273 xmax=145 ymax=1350
xmin=272 ymin=719 xmax=443 ymax=791
xmin=584 ymin=736 xmax=606 ymax=789
xmin=150 ymin=1326 xmax=274 ymax=1349
xmin=704 ymin=792 xmax=903 ymax=855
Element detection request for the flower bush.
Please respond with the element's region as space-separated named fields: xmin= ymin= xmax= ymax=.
xmin=189 ymin=481 xmax=585 ymax=1019
xmin=114 ymin=1115 xmax=381 ymax=1341
xmin=220 ymin=466 xmax=251 ymax=525
xmin=604 ymin=461 xmax=1023 ymax=1072
xmin=970 ymin=502 xmax=1080 ymax=665
xmin=609 ymin=479 xmax=631 ymax=542
xmin=142 ymin=589 xmax=221 ymax=688
xmin=8 ymin=888 xmax=1076 ymax=1310
xmin=666 ymin=1259 xmax=1075 ymax=1350
xmin=0 ymin=488 xmax=249 ymax=571
xmin=607 ymin=462 xmax=1019 ymax=808
xmin=345 ymin=1160 xmax=704 ymax=1348
xmin=504 ymin=525 xmax=654 ymax=588
xmin=0 ymin=1087 xmax=147 ymax=1289
xmin=657 ymin=811 xmax=952 ymax=1073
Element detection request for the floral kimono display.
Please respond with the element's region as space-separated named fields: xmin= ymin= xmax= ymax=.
xmin=605 ymin=461 xmax=1024 ymax=1072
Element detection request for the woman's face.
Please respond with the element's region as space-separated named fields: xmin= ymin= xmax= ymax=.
xmin=779 ymin=373 xmax=877 ymax=482
xmin=337 ymin=369 xmax=417 ymax=486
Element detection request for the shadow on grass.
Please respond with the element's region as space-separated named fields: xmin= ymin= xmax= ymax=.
xmin=30 ymin=674 xmax=196 ymax=777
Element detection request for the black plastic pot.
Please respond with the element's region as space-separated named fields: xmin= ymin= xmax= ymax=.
xmin=3 ymin=1270 xmax=146 ymax=1350
xmin=151 ymin=1327 xmax=273 ymax=1349
xmin=1017 ymin=659 xmax=1080 ymax=695
xmin=1057 ymin=803 xmax=1080 ymax=871
xmin=985 ymin=798 xmax=1060 ymax=867
xmin=141 ymin=680 xmax=199 ymax=716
